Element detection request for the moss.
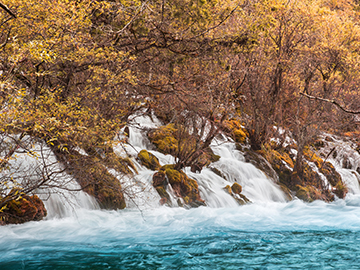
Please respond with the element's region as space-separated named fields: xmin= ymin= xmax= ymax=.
xmin=223 ymin=119 xmax=249 ymax=144
xmin=223 ymin=183 xmax=250 ymax=205
xmin=295 ymin=185 xmax=334 ymax=202
xmin=155 ymin=186 xmax=171 ymax=206
xmin=231 ymin=182 xmax=242 ymax=194
xmin=224 ymin=185 xmax=232 ymax=194
xmin=137 ymin=149 xmax=161 ymax=170
xmin=303 ymin=146 xmax=323 ymax=168
xmin=183 ymin=196 xmax=190 ymax=204
xmin=0 ymin=193 xmax=47 ymax=225
xmin=155 ymin=165 xmax=205 ymax=207
xmin=320 ymin=162 xmax=342 ymax=187
xmin=295 ymin=185 xmax=314 ymax=202
xmin=333 ymin=181 xmax=348 ymax=199
xmin=258 ymin=145 xmax=294 ymax=170
xmin=65 ymin=151 xmax=126 ymax=210
xmin=147 ymin=124 xmax=178 ymax=155
xmin=164 ymin=167 xmax=183 ymax=185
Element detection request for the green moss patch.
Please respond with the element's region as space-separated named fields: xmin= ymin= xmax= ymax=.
xmin=152 ymin=165 xmax=206 ymax=208
xmin=138 ymin=149 xmax=161 ymax=170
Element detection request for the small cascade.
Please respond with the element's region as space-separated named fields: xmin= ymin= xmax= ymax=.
xmin=208 ymin=140 xmax=287 ymax=203
xmin=40 ymin=184 xmax=99 ymax=219
xmin=115 ymin=114 xmax=288 ymax=208
xmin=317 ymin=134 xmax=360 ymax=195
xmin=1 ymin=138 xmax=99 ymax=218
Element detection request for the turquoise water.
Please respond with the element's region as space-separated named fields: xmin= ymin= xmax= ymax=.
xmin=1 ymin=198 xmax=360 ymax=269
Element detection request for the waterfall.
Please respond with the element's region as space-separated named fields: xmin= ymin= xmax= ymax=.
xmin=1 ymin=137 xmax=99 ymax=218
xmin=317 ymin=134 xmax=360 ymax=195
xmin=115 ymin=114 xmax=288 ymax=209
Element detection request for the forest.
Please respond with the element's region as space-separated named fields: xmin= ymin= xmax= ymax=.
xmin=1 ymin=0 xmax=360 ymax=224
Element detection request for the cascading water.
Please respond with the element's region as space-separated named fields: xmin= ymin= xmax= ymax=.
xmin=2 ymin=119 xmax=360 ymax=269
xmin=115 ymin=114 xmax=288 ymax=209
xmin=0 ymin=137 xmax=99 ymax=218
xmin=316 ymin=134 xmax=360 ymax=195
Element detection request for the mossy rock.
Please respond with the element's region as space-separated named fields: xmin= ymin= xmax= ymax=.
xmin=231 ymin=182 xmax=242 ymax=194
xmin=259 ymin=146 xmax=294 ymax=170
xmin=154 ymin=165 xmax=206 ymax=208
xmin=320 ymin=162 xmax=342 ymax=187
xmin=295 ymin=185 xmax=314 ymax=202
xmin=104 ymin=152 xmax=137 ymax=175
xmin=164 ymin=166 xmax=183 ymax=185
xmin=137 ymin=149 xmax=161 ymax=170
xmin=65 ymin=151 xmax=126 ymax=210
xmin=223 ymin=119 xmax=249 ymax=144
xmin=303 ymin=146 xmax=323 ymax=168
xmin=223 ymin=184 xmax=250 ymax=205
xmin=0 ymin=193 xmax=47 ymax=225
xmin=147 ymin=124 xmax=178 ymax=155
xmin=295 ymin=185 xmax=334 ymax=202
xmin=333 ymin=180 xmax=348 ymax=199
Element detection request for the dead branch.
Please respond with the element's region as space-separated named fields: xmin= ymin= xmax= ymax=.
xmin=300 ymin=92 xmax=360 ymax=114
xmin=0 ymin=2 xmax=16 ymax=18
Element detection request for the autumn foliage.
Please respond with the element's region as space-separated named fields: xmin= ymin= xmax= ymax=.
xmin=1 ymin=0 xmax=360 ymax=216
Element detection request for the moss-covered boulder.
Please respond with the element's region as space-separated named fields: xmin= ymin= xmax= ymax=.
xmin=147 ymin=124 xmax=178 ymax=155
xmin=148 ymin=124 xmax=220 ymax=172
xmin=257 ymin=146 xmax=294 ymax=187
xmin=64 ymin=151 xmax=126 ymax=210
xmin=333 ymin=180 xmax=348 ymax=199
xmin=223 ymin=119 xmax=249 ymax=144
xmin=153 ymin=165 xmax=206 ymax=208
xmin=137 ymin=149 xmax=161 ymax=170
xmin=224 ymin=183 xmax=250 ymax=205
xmin=0 ymin=192 xmax=47 ymax=225
xmin=295 ymin=185 xmax=333 ymax=202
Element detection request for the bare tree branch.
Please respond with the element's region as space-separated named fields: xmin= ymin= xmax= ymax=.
xmin=0 ymin=2 xmax=16 ymax=18
xmin=300 ymin=92 xmax=360 ymax=114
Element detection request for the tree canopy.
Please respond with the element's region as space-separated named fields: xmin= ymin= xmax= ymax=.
xmin=1 ymin=0 xmax=360 ymax=207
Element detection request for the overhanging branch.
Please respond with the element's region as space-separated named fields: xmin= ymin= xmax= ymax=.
xmin=300 ymin=92 xmax=360 ymax=114
xmin=0 ymin=2 xmax=16 ymax=18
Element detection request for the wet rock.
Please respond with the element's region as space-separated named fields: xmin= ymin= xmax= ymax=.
xmin=147 ymin=124 xmax=178 ymax=155
xmin=0 ymin=193 xmax=47 ymax=225
xmin=153 ymin=165 xmax=206 ymax=208
xmin=223 ymin=119 xmax=249 ymax=144
xmin=66 ymin=152 xmax=126 ymax=210
xmin=137 ymin=149 xmax=161 ymax=170
xmin=224 ymin=184 xmax=251 ymax=205
xmin=231 ymin=182 xmax=242 ymax=194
